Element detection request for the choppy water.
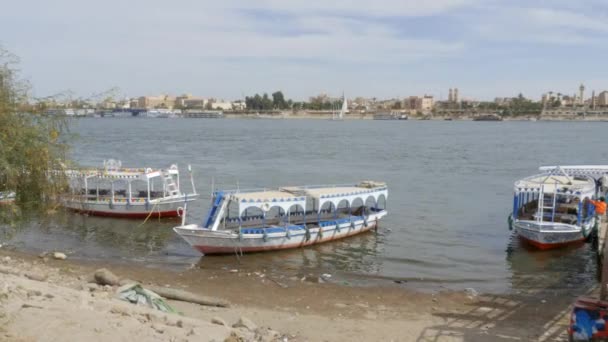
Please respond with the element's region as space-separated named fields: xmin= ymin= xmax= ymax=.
xmin=3 ymin=118 xmax=607 ymax=293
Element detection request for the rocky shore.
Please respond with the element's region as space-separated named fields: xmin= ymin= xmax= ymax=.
xmin=0 ymin=249 xmax=581 ymax=341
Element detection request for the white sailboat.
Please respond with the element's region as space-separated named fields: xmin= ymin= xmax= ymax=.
xmin=331 ymin=94 xmax=348 ymax=120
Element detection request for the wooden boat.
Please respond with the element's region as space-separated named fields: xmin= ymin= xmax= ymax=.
xmin=173 ymin=181 xmax=388 ymax=254
xmin=61 ymin=159 xmax=198 ymax=218
xmin=509 ymin=166 xmax=605 ymax=249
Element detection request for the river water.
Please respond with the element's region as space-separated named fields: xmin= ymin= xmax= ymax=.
xmin=3 ymin=118 xmax=606 ymax=293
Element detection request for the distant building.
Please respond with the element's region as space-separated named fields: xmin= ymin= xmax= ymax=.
xmin=231 ymin=100 xmax=246 ymax=111
xmin=598 ymin=91 xmax=608 ymax=107
xmin=406 ymin=95 xmax=434 ymax=112
xmin=137 ymin=95 xmax=176 ymax=109
xmin=212 ymin=101 xmax=233 ymax=110
xmin=183 ymin=98 xmax=207 ymax=109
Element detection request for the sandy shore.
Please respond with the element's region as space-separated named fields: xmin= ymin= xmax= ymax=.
xmin=0 ymin=248 xmax=585 ymax=341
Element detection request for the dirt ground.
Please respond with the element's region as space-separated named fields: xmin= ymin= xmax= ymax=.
xmin=0 ymin=248 xmax=588 ymax=341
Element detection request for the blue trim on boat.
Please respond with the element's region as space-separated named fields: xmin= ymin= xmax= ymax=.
xmin=239 ymin=216 xmax=366 ymax=235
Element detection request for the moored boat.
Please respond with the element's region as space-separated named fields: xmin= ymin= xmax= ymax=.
xmin=173 ymin=181 xmax=388 ymax=254
xmin=510 ymin=166 xmax=601 ymax=250
xmin=61 ymin=159 xmax=198 ymax=218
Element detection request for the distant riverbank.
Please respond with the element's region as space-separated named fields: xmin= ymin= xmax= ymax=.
xmin=220 ymin=111 xmax=608 ymax=121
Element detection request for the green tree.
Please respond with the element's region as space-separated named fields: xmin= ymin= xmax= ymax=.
xmin=0 ymin=47 xmax=69 ymax=214
xmin=272 ymin=91 xmax=286 ymax=109
xmin=262 ymin=93 xmax=272 ymax=110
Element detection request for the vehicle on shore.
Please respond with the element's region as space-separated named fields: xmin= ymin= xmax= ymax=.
xmin=173 ymin=181 xmax=388 ymax=254
xmin=509 ymin=166 xmax=607 ymax=250
xmin=61 ymin=159 xmax=197 ymax=218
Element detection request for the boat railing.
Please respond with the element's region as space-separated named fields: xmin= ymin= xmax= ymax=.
xmin=216 ymin=183 xmax=375 ymax=195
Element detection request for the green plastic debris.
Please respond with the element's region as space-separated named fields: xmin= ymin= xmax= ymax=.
xmin=117 ymin=283 xmax=177 ymax=313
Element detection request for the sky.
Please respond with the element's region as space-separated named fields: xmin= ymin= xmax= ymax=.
xmin=1 ymin=0 xmax=607 ymax=101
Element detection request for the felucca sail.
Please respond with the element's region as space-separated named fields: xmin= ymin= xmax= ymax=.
xmin=339 ymin=94 xmax=347 ymax=119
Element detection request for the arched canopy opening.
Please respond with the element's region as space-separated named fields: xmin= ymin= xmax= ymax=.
xmin=377 ymin=194 xmax=387 ymax=210
xmin=337 ymin=199 xmax=350 ymax=216
xmin=350 ymin=198 xmax=365 ymax=216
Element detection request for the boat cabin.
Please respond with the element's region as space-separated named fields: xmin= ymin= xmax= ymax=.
xmin=206 ymin=182 xmax=388 ymax=233
xmin=64 ymin=160 xmax=185 ymax=205
xmin=512 ymin=173 xmax=597 ymax=226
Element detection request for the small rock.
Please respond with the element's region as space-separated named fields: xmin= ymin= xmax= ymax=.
xmin=232 ymin=316 xmax=257 ymax=331
xmin=2 ymin=256 xmax=11 ymax=262
xmin=229 ymin=269 xmax=239 ymax=273
xmin=38 ymin=252 xmax=47 ymax=258
xmin=103 ymin=285 xmax=113 ymax=292
xmin=541 ymin=299 xmax=546 ymax=304
xmin=432 ymin=298 xmax=437 ymax=302
xmin=94 ymin=268 xmax=120 ymax=286
xmin=24 ymin=272 xmax=48 ymax=282
xmin=85 ymin=283 xmax=99 ymax=292
xmin=44 ymin=293 xmax=54 ymax=299
xmin=211 ymin=317 xmax=227 ymax=326
xmin=52 ymin=252 xmax=67 ymax=260
xmin=176 ymin=320 xmax=183 ymax=328
xmin=151 ymin=324 xmax=165 ymax=334
xmin=27 ymin=290 xmax=42 ymax=297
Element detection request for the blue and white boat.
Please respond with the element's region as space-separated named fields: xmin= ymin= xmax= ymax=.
xmin=510 ymin=166 xmax=608 ymax=249
xmin=173 ymin=181 xmax=388 ymax=254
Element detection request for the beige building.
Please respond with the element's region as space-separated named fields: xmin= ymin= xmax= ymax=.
xmin=137 ymin=95 xmax=176 ymax=109
xmin=597 ymin=91 xmax=608 ymax=107
xmin=406 ymin=95 xmax=434 ymax=112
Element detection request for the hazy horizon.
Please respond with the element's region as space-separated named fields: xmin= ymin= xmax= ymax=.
xmin=2 ymin=0 xmax=607 ymax=101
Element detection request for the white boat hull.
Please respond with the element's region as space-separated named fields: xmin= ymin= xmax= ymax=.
xmin=513 ymin=219 xmax=593 ymax=249
xmin=174 ymin=211 xmax=387 ymax=254
xmin=61 ymin=195 xmax=197 ymax=218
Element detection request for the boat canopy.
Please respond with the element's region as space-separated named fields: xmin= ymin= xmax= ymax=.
xmin=281 ymin=185 xmax=388 ymax=212
xmin=514 ymin=174 xmax=595 ymax=195
xmin=226 ymin=182 xmax=388 ymax=216
xmin=230 ymin=191 xmax=307 ymax=217
xmin=64 ymin=164 xmax=179 ymax=181
xmin=539 ymin=165 xmax=608 ymax=178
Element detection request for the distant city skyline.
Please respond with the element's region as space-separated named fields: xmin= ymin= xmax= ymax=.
xmin=1 ymin=0 xmax=607 ymax=101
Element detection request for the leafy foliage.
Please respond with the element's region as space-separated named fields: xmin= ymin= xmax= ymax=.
xmin=0 ymin=47 xmax=69 ymax=212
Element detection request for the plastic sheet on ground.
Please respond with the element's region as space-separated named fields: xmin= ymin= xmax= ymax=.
xmin=116 ymin=283 xmax=177 ymax=313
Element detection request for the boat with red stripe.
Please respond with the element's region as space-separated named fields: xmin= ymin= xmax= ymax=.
xmin=173 ymin=181 xmax=388 ymax=255
xmin=60 ymin=159 xmax=197 ymax=219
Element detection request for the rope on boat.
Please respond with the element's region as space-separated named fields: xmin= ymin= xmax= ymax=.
xmin=375 ymin=217 xmax=379 ymax=232
xmin=335 ymin=222 xmax=340 ymax=233
xmin=507 ymin=214 xmax=513 ymax=231
xmin=305 ymin=226 xmax=311 ymax=241
xmin=138 ymin=200 xmax=160 ymax=227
